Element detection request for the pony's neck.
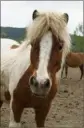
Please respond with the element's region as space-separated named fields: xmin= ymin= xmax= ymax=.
xmin=9 ymin=41 xmax=31 ymax=88
xmin=9 ymin=40 xmax=31 ymax=78
xmin=15 ymin=40 xmax=31 ymax=69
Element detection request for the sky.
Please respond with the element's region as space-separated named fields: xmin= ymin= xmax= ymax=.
xmin=1 ymin=1 xmax=83 ymax=34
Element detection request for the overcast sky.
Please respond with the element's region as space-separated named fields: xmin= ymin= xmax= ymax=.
xmin=1 ymin=1 xmax=83 ymax=34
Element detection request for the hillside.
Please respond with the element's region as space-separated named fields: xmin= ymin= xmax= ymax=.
xmin=1 ymin=26 xmax=84 ymax=52
xmin=1 ymin=27 xmax=26 ymax=42
xmin=71 ymin=35 xmax=84 ymax=52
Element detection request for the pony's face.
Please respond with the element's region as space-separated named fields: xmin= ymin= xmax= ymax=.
xmin=29 ymin=10 xmax=69 ymax=97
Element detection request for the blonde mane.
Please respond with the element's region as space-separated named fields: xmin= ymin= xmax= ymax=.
xmin=27 ymin=11 xmax=70 ymax=45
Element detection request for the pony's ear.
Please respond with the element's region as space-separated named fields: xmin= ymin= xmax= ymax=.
xmin=63 ymin=13 xmax=69 ymax=23
xmin=32 ymin=10 xmax=39 ymax=20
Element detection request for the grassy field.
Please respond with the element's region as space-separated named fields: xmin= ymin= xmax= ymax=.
xmin=71 ymin=35 xmax=84 ymax=52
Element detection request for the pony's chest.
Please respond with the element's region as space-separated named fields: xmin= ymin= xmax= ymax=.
xmin=13 ymin=83 xmax=56 ymax=108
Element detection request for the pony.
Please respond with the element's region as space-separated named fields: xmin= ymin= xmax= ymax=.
xmin=1 ymin=10 xmax=71 ymax=128
xmin=61 ymin=52 xmax=84 ymax=79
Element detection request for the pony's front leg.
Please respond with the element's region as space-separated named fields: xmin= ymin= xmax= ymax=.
xmin=35 ymin=104 xmax=51 ymax=128
xmin=9 ymin=96 xmax=24 ymax=128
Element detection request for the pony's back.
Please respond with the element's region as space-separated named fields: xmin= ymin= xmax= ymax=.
xmin=66 ymin=52 xmax=84 ymax=67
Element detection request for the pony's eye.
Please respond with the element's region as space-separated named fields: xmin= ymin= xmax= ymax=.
xmin=59 ymin=45 xmax=63 ymax=50
xmin=58 ymin=43 xmax=63 ymax=51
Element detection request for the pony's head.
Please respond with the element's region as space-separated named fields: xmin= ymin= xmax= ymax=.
xmin=27 ymin=10 xmax=71 ymax=97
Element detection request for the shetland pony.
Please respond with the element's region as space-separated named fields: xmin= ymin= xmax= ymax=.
xmin=61 ymin=52 xmax=84 ymax=79
xmin=1 ymin=10 xmax=71 ymax=128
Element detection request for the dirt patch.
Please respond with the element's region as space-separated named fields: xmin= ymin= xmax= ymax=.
xmin=0 ymin=68 xmax=84 ymax=128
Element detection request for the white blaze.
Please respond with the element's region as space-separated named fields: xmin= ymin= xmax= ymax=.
xmin=36 ymin=31 xmax=52 ymax=82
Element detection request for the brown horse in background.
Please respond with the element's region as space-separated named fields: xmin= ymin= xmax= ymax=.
xmin=61 ymin=52 xmax=84 ymax=79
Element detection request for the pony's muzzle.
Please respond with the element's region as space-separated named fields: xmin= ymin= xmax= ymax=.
xmin=30 ymin=76 xmax=50 ymax=88
xmin=29 ymin=76 xmax=51 ymax=96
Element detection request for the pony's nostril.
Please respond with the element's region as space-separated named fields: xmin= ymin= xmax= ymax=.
xmin=30 ymin=76 xmax=35 ymax=85
xmin=44 ymin=79 xmax=50 ymax=88
xmin=30 ymin=76 xmax=38 ymax=87
xmin=34 ymin=81 xmax=38 ymax=87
